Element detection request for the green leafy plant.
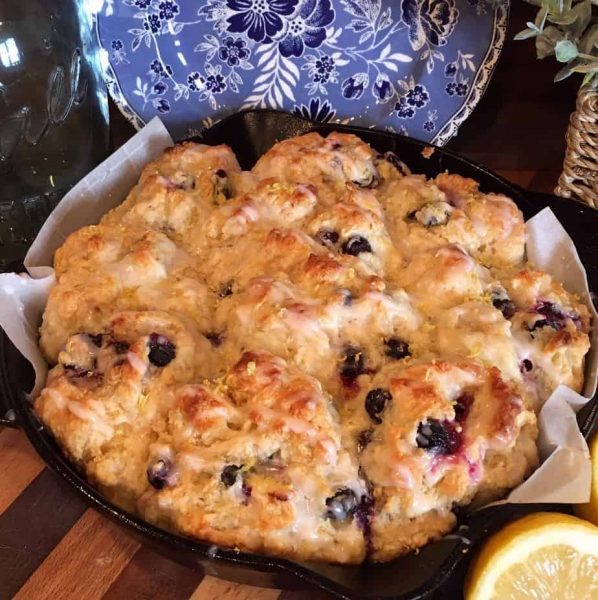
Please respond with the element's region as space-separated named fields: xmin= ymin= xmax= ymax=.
xmin=515 ymin=0 xmax=598 ymax=86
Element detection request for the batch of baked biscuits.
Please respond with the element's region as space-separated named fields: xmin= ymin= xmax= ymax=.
xmin=35 ymin=132 xmax=590 ymax=563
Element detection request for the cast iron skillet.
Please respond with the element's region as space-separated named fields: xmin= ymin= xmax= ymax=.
xmin=1 ymin=109 xmax=597 ymax=600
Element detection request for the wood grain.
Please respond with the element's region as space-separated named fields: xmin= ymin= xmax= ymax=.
xmin=0 ymin=428 xmax=44 ymax=515
xmin=189 ymin=576 xmax=281 ymax=600
xmin=13 ymin=510 xmax=139 ymax=600
xmin=104 ymin=545 xmax=203 ymax=600
xmin=0 ymin=469 xmax=88 ymax=599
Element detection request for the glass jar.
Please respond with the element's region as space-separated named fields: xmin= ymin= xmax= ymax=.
xmin=0 ymin=0 xmax=109 ymax=270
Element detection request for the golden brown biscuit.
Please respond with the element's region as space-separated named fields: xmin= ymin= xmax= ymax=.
xmin=379 ymin=172 xmax=525 ymax=268
xmin=139 ymin=351 xmax=367 ymax=563
xmin=499 ymin=269 xmax=591 ymax=403
xmin=353 ymin=360 xmax=537 ymax=560
xmin=35 ymin=131 xmax=590 ymax=564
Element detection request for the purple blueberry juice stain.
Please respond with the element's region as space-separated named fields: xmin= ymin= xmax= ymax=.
xmin=416 ymin=419 xmax=462 ymax=455
xmin=453 ymin=392 xmax=473 ymax=423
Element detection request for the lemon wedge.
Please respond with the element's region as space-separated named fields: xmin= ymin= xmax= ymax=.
xmin=465 ymin=512 xmax=598 ymax=600
xmin=575 ymin=432 xmax=598 ymax=526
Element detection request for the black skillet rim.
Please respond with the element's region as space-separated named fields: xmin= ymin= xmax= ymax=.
xmin=1 ymin=108 xmax=597 ymax=600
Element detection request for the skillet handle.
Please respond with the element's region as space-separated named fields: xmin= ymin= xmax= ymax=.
xmin=0 ymin=394 xmax=18 ymax=428
xmin=0 ymin=329 xmax=19 ymax=428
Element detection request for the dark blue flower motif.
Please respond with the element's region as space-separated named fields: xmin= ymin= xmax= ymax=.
xmin=315 ymin=55 xmax=334 ymax=75
xmin=395 ymin=97 xmax=415 ymax=119
xmin=278 ymin=0 xmax=335 ymax=58
xmin=156 ymin=99 xmax=170 ymax=113
xmin=446 ymin=82 xmax=457 ymax=96
xmin=401 ymin=0 xmax=459 ymax=51
xmin=292 ymin=98 xmax=336 ymax=122
xmin=226 ymin=0 xmax=298 ymax=43
xmin=455 ymin=82 xmax=468 ymax=96
xmin=187 ymin=72 xmax=206 ymax=92
xmin=373 ymin=74 xmax=394 ymax=103
xmin=218 ymin=36 xmax=250 ymax=67
xmin=423 ymin=120 xmax=435 ymax=132
xmin=150 ymin=59 xmax=163 ymax=74
xmin=158 ymin=0 xmax=179 ymax=20
xmin=206 ymin=72 xmax=227 ymax=94
xmin=313 ymin=54 xmax=335 ymax=83
xmin=134 ymin=0 xmax=151 ymax=7
xmin=148 ymin=60 xmax=173 ymax=82
xmin=406 ymin=84 xmax=429 ymax=108
xmin=111 ymin=39 xmax=123 ymax=51
xmin=342 ymin=73 xmax=368 ymax=100
xmin=445 ymin=62 xmax=457 ymax=76
xmin=144 ymin=14 xmax=162 ymax=34
xmin=153 ymin=81 xmax=168 ymax=95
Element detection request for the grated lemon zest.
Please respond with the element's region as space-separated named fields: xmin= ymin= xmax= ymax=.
xmin=138 ymin=393 xmax=149 ymax=410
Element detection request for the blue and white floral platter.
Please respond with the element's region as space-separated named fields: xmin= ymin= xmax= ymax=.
xmin=95 ymin=0 xmax=508 ymax=144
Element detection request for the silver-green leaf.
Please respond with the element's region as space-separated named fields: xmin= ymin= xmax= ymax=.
xmin=555 ymin=39 xmax=579 ymax=62
xmin=515 ymin=27 xmax=540 ymax=40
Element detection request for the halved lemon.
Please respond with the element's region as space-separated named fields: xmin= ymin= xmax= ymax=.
xmin=465 ymin=512 xmax=598 ymax=600
xmin=574 ymin=432 xmax=598 ymax=526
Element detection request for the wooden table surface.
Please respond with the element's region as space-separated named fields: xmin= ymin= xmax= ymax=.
xmin=0 ymin=3 xmax=585 ymax=599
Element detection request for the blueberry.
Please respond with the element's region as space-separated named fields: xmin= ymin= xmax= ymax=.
xmin=221 ymin=464 xmax=242 ymax=487
xmin=215 ymin=169 xmax=232 ymax=199
xmin=384 ymin=337 xmax=411 ymax=360
xmin=416 ymin=419 xmax=461 ymax=455
xmin=148 ymin=333 xmax=176 ymax=367
xmin=88 ymin=334 xmax=103 ymax=347
xmin=492 ymin=298 xmax=516 ymax=319
xmin=520 ymin=359 xmax=533 ymax=373
xmin=241 ymin=479 xmax=252 ymax=501
xmin=528 ymin=318 xmax=550 ymax=333
xmin=113 ymin=340 xmax=129 ymax=354
xmin=365 ymin=388 xmax=392 ymax=424
xmin=382 ymin=151 xmax=408 ymax=175
xmin=353 ymin=170 xmax=380 ymax=189
xmin=206 ymin=332 xmax=223 ymax=347
xmin=357 ymin=429 xmax=373 ymax=452
xmin=315 ymin=229 xmax=339 ymax=247
xmin=355 ymin=494 xmax=374 ymax=545
xmin=531 ymin=301 xmax=567 ymax=331
xmin=218 ymin=280 xmax=234 ymax=297
xmin=491 ymin=290 xmax=516 ymax=319
xmin=342 ymin=235 xmax=372 ymax=256
xmin=412 ymin=203 xmax=450 ymax=227
xmin=340 ymin=289 xmax=353 ymax=306
xmin=453 ymin=392 xmax=473 ymax=423
xmin=325 ymin=488 xmax=358 ymax=521
xmin=341 ymin=346 xmax=365 ymax=379
xmin=536 ymin=301 xmax=564 ymax=320
xmin=147 ymin=458 xmax=175 ymax=490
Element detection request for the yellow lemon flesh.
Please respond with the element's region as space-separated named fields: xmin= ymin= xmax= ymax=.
xmin=575 ymin=432 xmax=598 ymax=526
xmin=465 ymin=512 xmax=598 ymax=600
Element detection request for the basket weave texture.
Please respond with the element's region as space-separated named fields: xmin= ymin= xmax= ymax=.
xmin=556 ymin=85 xmax=598 ymax=208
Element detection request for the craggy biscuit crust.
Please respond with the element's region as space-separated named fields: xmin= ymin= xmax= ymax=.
xmin=36 ymin=133 xmax=590 ymax=563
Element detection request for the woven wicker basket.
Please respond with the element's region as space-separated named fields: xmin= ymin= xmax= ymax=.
xmin=556 ymin=85 xmax=598 ymax=208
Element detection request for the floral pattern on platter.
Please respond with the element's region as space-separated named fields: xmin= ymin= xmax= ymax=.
xmin=96 ymin=0 xmax=509 ymax=144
